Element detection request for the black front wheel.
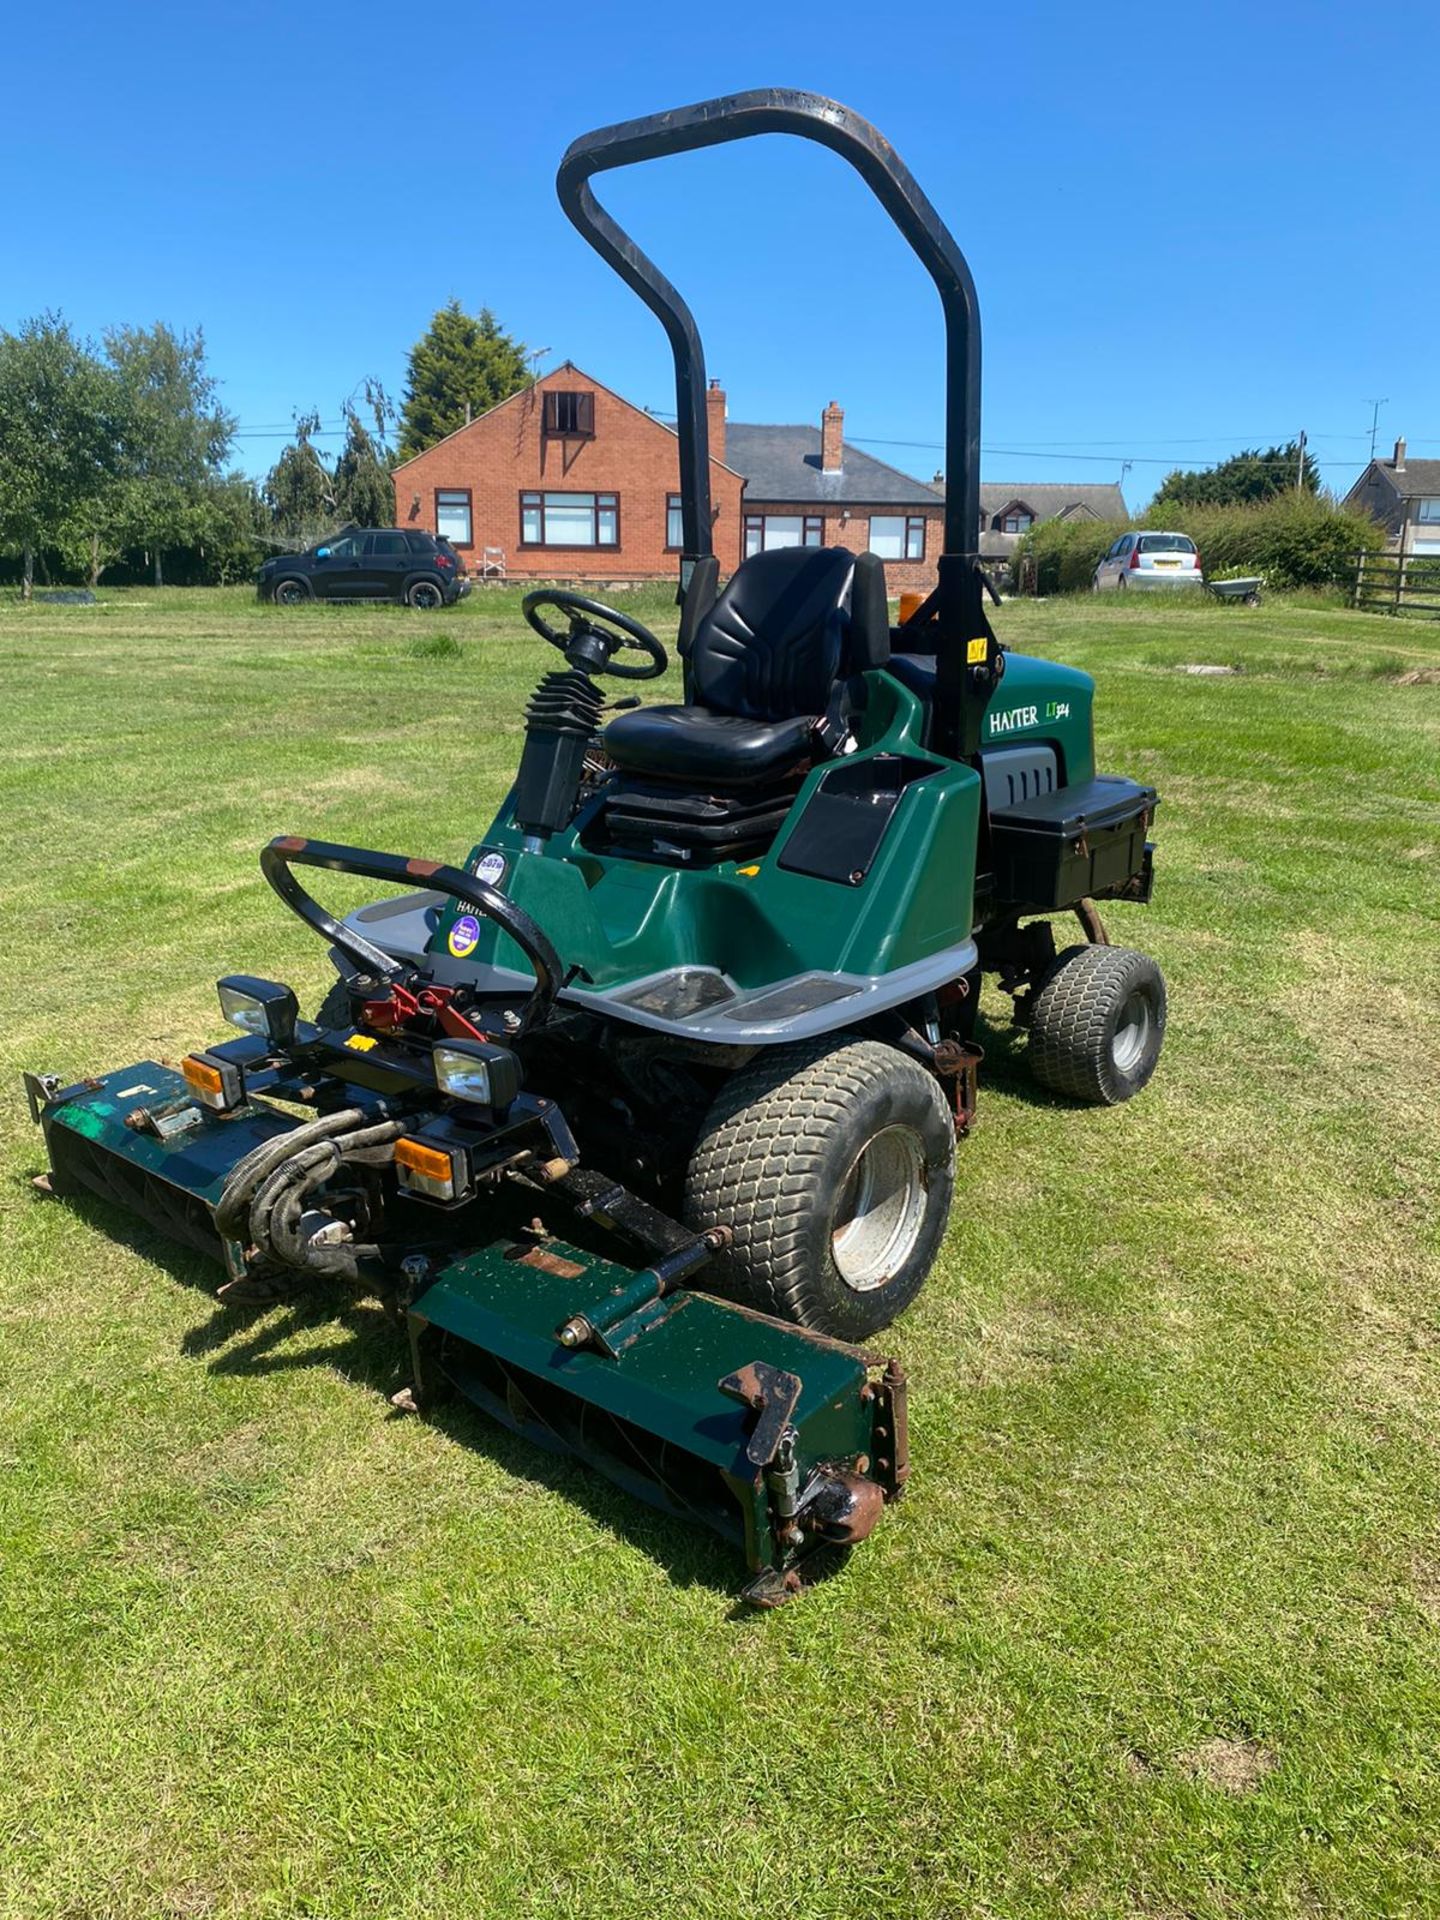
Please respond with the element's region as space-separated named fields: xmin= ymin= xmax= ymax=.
xmin=273 ymin=577 xmax=310 ymax=606
xmin=1028 ymin=944 xmax=1166 ymax=1104
xmin=685 ymin=1035 xmax=955 ymax=1342
xmin=406 ymin=578 xmax=444 ymax=609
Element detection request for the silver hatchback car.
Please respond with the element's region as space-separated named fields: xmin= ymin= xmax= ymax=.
xmin=1093 ymin=531 xmax=1202 ymax=592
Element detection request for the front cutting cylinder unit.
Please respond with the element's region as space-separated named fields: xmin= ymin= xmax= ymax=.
xmin=29 ymin=1062 xmax=905 ymax=1605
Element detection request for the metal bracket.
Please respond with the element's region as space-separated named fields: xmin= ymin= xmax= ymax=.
xmin=22 ymin=1072 xmax=61 ymax=1125
xmin=720 ymin=1360 xmax=804 ymax=1469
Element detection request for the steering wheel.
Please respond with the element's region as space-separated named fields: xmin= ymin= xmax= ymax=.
xmin=522 ymin=588 xmax=668 ymax=682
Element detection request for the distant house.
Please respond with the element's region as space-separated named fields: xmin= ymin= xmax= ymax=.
xmin=1343 ymin=438 xmax=1440 ymax=558
xmin=391 ymin=362 xmax=943 ymax=592
xmin=978 ymin=482 xmax=1128 ymax=567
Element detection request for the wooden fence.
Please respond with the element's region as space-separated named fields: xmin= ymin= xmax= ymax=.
xmin=1352 ymin=550 xmax=1440 ymax=620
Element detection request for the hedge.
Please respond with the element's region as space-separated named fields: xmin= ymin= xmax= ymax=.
xmin=1013 ymin=492 xmax=1386 ymax=595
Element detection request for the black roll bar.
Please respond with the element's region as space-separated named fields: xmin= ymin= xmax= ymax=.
xmin=260 ymin=837 xmax=563 ymax=1030
xmin=556 ymin=89 xmax=1001 ymax=760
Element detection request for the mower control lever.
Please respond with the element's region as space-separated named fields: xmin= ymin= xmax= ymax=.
xmin=522 ymin=588 xmax=668 ymax=682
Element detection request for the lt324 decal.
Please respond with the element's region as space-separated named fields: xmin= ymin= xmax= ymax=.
xmin=986 ymin=698 xmax=1070 ymax=738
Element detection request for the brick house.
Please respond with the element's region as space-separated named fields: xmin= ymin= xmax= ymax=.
xmin=391 ymin=363 xmax=944 ymax=593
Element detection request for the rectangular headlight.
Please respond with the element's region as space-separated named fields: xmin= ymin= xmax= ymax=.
xmin=433 ymin=1040 xmax=522 ymax=1110
xmin=218 ymin=975 xmax=299 ymax=1046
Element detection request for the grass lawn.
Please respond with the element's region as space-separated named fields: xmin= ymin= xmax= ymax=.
xmin=1 ymin=583 xmax=1438 ymax=1919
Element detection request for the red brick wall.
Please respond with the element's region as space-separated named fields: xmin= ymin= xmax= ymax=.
xmin=392 ymin=365 xmax=745 ymax=583
xmin=742 ymin=503 xmax=944 ymax=596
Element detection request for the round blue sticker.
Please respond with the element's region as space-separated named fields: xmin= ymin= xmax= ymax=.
xmin=448 ymin=913 xmax=481 ymax=959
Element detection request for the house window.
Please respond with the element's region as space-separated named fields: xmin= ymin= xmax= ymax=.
xmin=868 ymin=515 xmax=926 ymax=562
xmin=666 ymin=494 xmax=684 ymax=550
xmin=743 ymin=513 xmax=823 ymax=559
xmin=1417 ymin=498 xmax=1440 ymax=523
xmin=1003 ymin=512 xmax=1034 ymax=535
xmin=520 ymin=490 xmax=619 ymax=548
xmin=542 ymin=390 xmax=595 ymax=437
xmin=435 ymin=489 xmax=472 ymax=547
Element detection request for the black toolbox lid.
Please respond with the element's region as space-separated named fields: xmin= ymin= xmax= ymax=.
xmin=988 ymin=774 xmax=1158 ymax=837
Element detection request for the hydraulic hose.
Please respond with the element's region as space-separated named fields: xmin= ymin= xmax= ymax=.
xmin=214 ymin=1107 xmax=368 ymax=1240
xmin=244 ymin=1118 xmax=405 ymax=1283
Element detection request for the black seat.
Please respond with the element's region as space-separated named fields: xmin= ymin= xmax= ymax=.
xmin=604 ymin=546 xmax=889 ymax=787
xmin=886 ymin=651 xmax=938 ymax=702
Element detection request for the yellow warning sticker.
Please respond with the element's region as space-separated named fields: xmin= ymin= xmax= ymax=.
xmin=345 ymin=1033 xmax=379 ymax=1052
xmin=967 ymin=637 xmax=989 ymax=664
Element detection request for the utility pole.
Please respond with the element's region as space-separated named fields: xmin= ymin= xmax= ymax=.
xmin=1367 ymin=398 xmax=1388 ymax=461
xmin=1295 ymin=429 xmax=1307 ymax=492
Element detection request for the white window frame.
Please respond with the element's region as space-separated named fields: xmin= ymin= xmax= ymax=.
xmin=1416 ymin=498 xmax=1440 ymax=524
xmin=666 ymin=494 xmax=684 ymax=550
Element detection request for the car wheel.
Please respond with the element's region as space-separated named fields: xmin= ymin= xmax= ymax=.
xmin=406 ymin=578 xmax=444 ymax=610
xmin=272 ymin=577 xmax=311 ymax=606
xmin=685 ymin=1034 xmax=955 ymax=1341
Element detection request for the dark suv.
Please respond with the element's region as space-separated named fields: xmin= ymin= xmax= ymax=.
xmin=258 ymin=527 xmax=469 ymax=608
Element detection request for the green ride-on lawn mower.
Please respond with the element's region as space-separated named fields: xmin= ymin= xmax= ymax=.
xmin=26 ymin=90 xmax=1165 ymax=1607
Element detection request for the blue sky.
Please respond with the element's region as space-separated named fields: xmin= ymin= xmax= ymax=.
xmin=3 ymin=0 xmax=1435 ymax=509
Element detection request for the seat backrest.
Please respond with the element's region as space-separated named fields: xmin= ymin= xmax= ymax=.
xmin=688 ymin=546 xmax=890 ymax=720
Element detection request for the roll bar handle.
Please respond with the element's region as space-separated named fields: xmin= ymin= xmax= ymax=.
xmin=555 ymin=89 xmax=982 ymax=566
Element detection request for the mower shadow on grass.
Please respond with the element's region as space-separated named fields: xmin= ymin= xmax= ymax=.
xmin=969 ymin=1013 xmax=1085 ymax=1112
xmin=29 ymin=1174 xmax=768 ymax=1609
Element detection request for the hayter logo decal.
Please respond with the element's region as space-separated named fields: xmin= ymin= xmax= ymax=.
xmin=448 ymin=913 xmax=482 ymax=958
xmin=986 ymin=698 xmax=1070 ymax=737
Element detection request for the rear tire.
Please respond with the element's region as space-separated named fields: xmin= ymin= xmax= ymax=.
xmin=273 ymin=576 xmax=310 ymax=606
xmin=1028 ymin=944 xmax=1166 ymax=1105
xmin=685 ymin=1035 xmax=955 ymax=1342
xmin=406 ymin=578 xmax=444 ymax=609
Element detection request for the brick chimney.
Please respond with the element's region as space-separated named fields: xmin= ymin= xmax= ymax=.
xmin=1393 ymin=435 xmax=1407 ymax=472
xmin=706 ymin=379 xmax=726 ymax=465
xmin=821 ymin=400 xmax=844 ymax=475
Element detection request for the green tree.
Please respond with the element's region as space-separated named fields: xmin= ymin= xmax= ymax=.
xmin=1153 ymin=441 xmax=1320 ymax=511
xmin=398 ymin=301 xmax=529 ymax=457
xmin=85 ymin=322 xmax=236 ymax=587
xmin=192 ymin=471 xmax=268 ymax=583
xmin=333 ymin=380 xmax=396 ymax=528
xmin=0 ymin=313 xmax=128 ymax=599
xmin=263 ymin=410 xmax=336 ymax=547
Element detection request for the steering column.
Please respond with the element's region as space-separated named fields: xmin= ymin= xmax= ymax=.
xmin=514 ymin=590 xmax=670 ymax=850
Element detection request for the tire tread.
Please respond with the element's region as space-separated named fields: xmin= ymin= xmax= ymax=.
xmin=685 ymin=1035 xmax=952 ymax=1334
xmin=1028 ymin=943 xmax=1165 ymax=1105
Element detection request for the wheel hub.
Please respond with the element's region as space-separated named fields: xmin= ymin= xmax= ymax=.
xmin=1111 ymin=988 xmax=1152 ymax=1073
xmin=832 ymin=1126 xmax=928 ymax=1292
